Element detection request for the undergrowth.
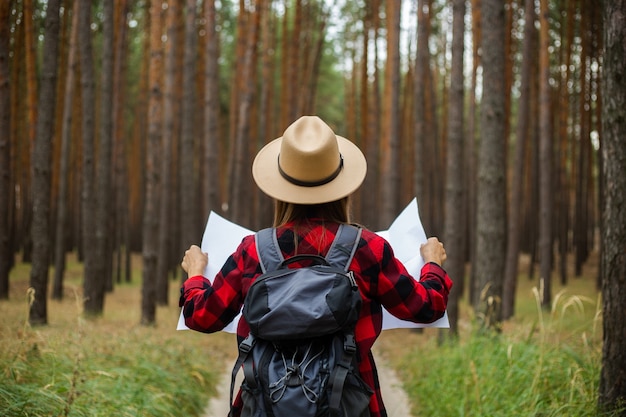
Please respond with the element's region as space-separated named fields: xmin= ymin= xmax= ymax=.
xmin=397 ymin=284 xmax=622 ymax=417
xmin=0 ymin=255 xmax=232 ymax=417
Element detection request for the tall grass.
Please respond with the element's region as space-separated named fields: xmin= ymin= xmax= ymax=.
xmin=391 ymin=282 xmax=618 ymax=417
xmin=0 ymin=254 xmax=234 ymax=417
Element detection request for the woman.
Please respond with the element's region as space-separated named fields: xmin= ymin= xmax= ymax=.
xmin=180 ymin=116 xmax=452 ymax=417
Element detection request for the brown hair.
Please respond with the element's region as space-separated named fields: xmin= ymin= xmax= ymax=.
xmin=273 ymin=197 xmax=351 ymax=228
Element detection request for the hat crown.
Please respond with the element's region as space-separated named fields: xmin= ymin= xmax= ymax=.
xmin=278 ymin=116 xmax=342 ymax=184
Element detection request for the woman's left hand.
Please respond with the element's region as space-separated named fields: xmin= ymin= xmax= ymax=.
xmin=181 ymin=245 xmax=208 ymax=277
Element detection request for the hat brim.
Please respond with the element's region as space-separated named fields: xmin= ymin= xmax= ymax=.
xmin=252 ymin=135 xmax=367 ymax=205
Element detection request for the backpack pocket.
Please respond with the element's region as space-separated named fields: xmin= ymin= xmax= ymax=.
xmin=240 ymin=384 xmax=266 ymax=417
xmin=339 ymin=372 xmax=374 ymax=417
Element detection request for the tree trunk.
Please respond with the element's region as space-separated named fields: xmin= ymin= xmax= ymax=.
xmin=413 ymin=0 xmax=428 ymax=230
xmin=361 ymin=0 xmax=381 ymax=230
xmin=289 ymin=0 xmax=301 ymax=120
xmin=538 ymin=0 xmax=553 ymax=309
xmin=78 ymin=0 xmax=100 ymax=317
xmin=94 ymin=0 xmax=115 ymax=302
xmin=467 ymin=0 xmax=481 ymax=304
xmin=503 ymin=0 xmax=535 ymax=320
xmin=574 ymin=7 xmax=590 ymax=276
xmin=203 ymin=0 xmax=221 ymax=218
xmin=157 ymin=0 xmax=179 ymax=304
xmin=307 ymin=2 xmax=324 ymax=113
xmin=590 ymin=7 xmax=605 ymax=291
xmin=254 ymin=0 xmax=274 ymax=229
xmin=380 ymin=0 xmax=401 ymax=228
xmin=53 ymin=0 xmax=80 ymax=300
xmin=556 ymin=0 xmax=575 ymax=287
xmin=20 ymin=0 xmax=36 ymax=263
xmin=0 ymin=0 xmax=12 ymax=300
xmin=179 ymin=0 xmax=199 ymax=274
xmin=371 ymin=0 xmax=382 ymax=229
xmin=599 ymin=1 xmax=626 ymax=412
xmin=112 ymin=0 xmax=130 ymax=284
xmin=442 ymin=0 xmax=465 ymax=336
xmin=358 ymin=5 xmax=371 ymax=227
xmin=423 ymin=3 xmax=441 ymax=236
xmin=230 ymin=2 xmax=260 ymax=228
xmin=226 ymin=0 xmax=246 ymax=219
xmin=473 ymin=0 xmax=507 ymax=327
xmin=525 ymin=67 xmax=540 ymax=280
xmin=29 ymin=0 xmax=60 ymax=325
xmin=141 ymin=0 xmax=163 ymax=325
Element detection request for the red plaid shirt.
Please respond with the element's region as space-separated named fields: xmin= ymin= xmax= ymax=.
xmin=180 ymin=220 xmax=452 ymax=417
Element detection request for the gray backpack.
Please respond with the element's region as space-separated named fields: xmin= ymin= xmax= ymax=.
xmin=230 ymin=224 xmax=373 ymax=417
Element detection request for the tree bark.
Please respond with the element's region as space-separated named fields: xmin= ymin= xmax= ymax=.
xmin=20 ymin=0 xmax=36 ymax=263
xmin=230 ymin=2 xmax=260 ymax=228
xmin=556 ymin=0 xmax=575 ymax=287
xmin=502 ymin=0 xmax=535 ymax=320
xmin=442 ymin=0 xmax=466 ymax=336
xmin=422 ymin=3 xmax=441 ymax=236
xmin=362 ymin=0 xmax=381 ymax=230
xmin=95 ymin=0 xmax=115 ymax=300
xmin=538 ymin=0 xmax=553 ymax=309
xmin=53 ymin=0 xmax=80 ymax=300
xmin=358 ymin=4 xmax=371 ymax=227
xmin=157 ymin=0 xmax=179 ymax=304
xmin=599 ymin=0 xmax=626 ymax=412
xmin=467 ymin=0 xmax=481 ymax=303
xmin=79 ymin=0 xmax=100 ymax=317
xmin=142 ymin=0 xmax=164 ymax=325
xmin=473 ymin=0 xmax=507 ymax=327
xmin=179 ymin=0 xmax=199 ymax=279
xmin=574 ymin=7 xmax=590 ymax=276
xmin=0 ymin=0 xmax=12 ymax=300
xmin=380 ymin=0 xmax=401 ymax=228
xmin=112 ymin=0 xmax=130 ymax=284
xmin=29 ymin=0 xmax=60 ymax=325
xmin=413 ymin=0 xmax=428 ymax=231
xmin=254 ymin=0 xmax=274 ymax=229
xmin=203 ymin=0 xmax=221 ymax=218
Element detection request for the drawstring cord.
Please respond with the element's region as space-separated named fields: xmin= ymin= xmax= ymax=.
xmin=269 ymin=342 xmax=325 ymax=404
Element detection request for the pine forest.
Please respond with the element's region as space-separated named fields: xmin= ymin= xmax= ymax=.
xmin=0 ymin=0 xmax=625 ymax=413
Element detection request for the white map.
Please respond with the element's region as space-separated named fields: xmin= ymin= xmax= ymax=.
xmin=177 ymin=197 xmax=449 ymax=331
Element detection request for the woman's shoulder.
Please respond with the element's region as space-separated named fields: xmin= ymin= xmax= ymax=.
xmin=232 ymin=233 xmax=258 ymax=258
xmin=353 ymin=225 xmax=387 ymax=242
xmin=353 ymin=226 xmax=392 ymax=253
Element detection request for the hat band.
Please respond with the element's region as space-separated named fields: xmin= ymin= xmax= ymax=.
xmin=278 ymin=154 xmax=344 ymax=187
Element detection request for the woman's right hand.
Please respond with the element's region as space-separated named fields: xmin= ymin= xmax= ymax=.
xmin=420 ymin=237 xmax=447 ymax=266
xmin=181 ymin=245 xmax=208 ymax=277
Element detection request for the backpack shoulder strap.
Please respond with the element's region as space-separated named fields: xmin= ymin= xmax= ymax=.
xmin=255 ymin=228 xmax=283 ymax=274
xmin=325 ymin=224 xmax=362 ymax=271
xmin=255 ymin=224 xmax=362 ymax=273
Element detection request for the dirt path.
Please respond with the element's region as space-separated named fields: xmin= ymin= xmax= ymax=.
xmin=202 ymin=349 xmax=413 ymax=417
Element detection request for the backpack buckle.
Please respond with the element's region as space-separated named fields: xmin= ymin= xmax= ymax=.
xmin=347 ymin=271 xmax=358 ymax=289
xmin=239 ymin=334 xmax=256 ymax=354
xmin=343 ymin=334 xmax=356 ymax=354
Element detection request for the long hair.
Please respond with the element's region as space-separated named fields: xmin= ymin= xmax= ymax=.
xmin=273 ymin=197 xmax=351 ymax=227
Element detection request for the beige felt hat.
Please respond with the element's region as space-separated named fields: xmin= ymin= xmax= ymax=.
xmin=252 ymin=116 xmax=367 ymax=204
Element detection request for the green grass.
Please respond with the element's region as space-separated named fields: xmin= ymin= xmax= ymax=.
xmin=400 ymin=331 xmax=604 ymax=416
xmin=0 ymin=254 xmax=234 ymax=417
xmin=375 ymin=255 xmax=621 ymax=417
